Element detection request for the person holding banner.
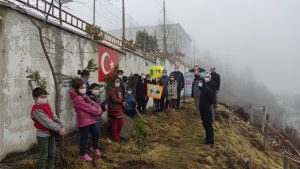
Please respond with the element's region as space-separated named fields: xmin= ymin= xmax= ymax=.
xmin=136 ymin=73 xmax=148 ymax=114
xmin=167 ymin=75 xmax=178 ymax=111
xmin=170 ymin=65 xmax=184 ymax=110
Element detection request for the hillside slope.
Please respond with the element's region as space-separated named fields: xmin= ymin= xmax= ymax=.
xmin=10 ymin=99 xmax=283 ymax=169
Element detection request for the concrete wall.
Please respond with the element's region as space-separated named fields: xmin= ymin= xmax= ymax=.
xmin=0 ymin=3 xmax=189 ymax=161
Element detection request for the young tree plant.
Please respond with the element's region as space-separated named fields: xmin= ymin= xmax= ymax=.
xmin=132 ymin=116 xmax=147 ymax=164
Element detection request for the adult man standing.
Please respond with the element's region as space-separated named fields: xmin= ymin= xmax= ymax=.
xmin=136 ymin=73 xmax=148 ymax=114
xmin=170 ymin=65 xmax=185 ymax=110
xmin=159 ymin=69 xmax=169 ymax=111
xmin=210 ymin=67 xmax=221 ymax=109
xmin=116 ymin=69 xmax=126 ymax=96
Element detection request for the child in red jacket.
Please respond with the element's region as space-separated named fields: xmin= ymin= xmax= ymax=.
xmin=31 ymin=87 xmax=66 ymax=169
xmin=107 ymin=78 xmax=126 ymax=142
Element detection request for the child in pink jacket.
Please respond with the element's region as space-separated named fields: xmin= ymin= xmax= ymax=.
xmin=70 ymin=80 xmax=103 ymax=162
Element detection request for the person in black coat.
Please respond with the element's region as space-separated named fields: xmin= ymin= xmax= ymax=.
xmin=210 ymin=67 xmax=221 ymax=109
xmin=205 ymin=74 xmax=217 ymax=121
xmin=170 ymin=65 xmax=185 ymax=109
xmin=198 ymin=77 xmax=215 ymax=148
xmin=117 ymin=70 xmax=126 ymax=96
xmin=136 ymin=73 xmax=148 ymax=114
xmin=159 ymin=70 xmax=169 ymax=111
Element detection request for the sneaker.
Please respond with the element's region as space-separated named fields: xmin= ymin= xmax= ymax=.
xmin=82 ymin=153 xmax=93 ymax=161
xmin=90 ymin=147 xmax=101 ymax=156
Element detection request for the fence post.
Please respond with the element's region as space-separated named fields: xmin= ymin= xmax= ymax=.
xmin=262 ymin=106 xmax=266 ymax=134
xmin=250 ymin=104 xmax=253 ymax=125
xmin=264 ymin=113 xmax=269 ymax=151
xmin=283 ymin=155 xmax=290 ymax=169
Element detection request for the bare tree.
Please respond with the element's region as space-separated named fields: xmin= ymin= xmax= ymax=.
xmin=3 ymin=0 xmax=71 ymax=164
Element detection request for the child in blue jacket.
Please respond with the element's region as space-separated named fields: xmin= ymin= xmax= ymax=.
xmin=124 ymin=88 xmax=136 ymax=118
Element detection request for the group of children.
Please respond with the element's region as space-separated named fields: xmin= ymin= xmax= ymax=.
xmin=31 ymin=67 xmax=185 ymax=169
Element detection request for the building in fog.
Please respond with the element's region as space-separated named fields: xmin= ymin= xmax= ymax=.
xmin=108 ymin=23 xmax=193 ymax=63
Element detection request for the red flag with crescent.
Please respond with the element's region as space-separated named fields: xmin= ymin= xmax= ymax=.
xmin=98 ymin=45 xmax=119 ymax=82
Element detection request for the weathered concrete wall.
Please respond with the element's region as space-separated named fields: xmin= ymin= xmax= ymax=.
xmin=0 ymin=3 xmax=189 ymax=161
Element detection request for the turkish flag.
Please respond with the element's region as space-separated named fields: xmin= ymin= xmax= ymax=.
xmin=98 ymin=45 xmax=119 ymax=82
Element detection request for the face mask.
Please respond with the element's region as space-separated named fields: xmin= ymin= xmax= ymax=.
xmin=175 ymin=69 xmax=179 ymax=72
xmin=198 ymin=83 xmax=203 ymax=87
xmin=163 ymin=73 xmax=167 ymax=76
xmin=128 ymin=91 xmax=132 ymax=94
xmin=170 ymin=78 xmax=175 ymax=81
xmin=204 ymin=78 xmax=210 ymax=83
xmin=141 ymin=75 xmax=146 ymax=79
xmin=92 ymin=90 xmax=99 ymax=95
xmin=37 ymin=98 xmax=48 ymax=104
xmin=79 ymin=88 xmax=86 ymax=94
xmin=115 ymin=83 xmax=120 ymax=87
xmin=118 ymin=74 xmax=123 ymax=79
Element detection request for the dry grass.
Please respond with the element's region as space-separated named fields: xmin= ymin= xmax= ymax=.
xmin=11 ymin=99 xmax=283 ymax=169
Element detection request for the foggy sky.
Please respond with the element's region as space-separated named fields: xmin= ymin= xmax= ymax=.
xmin=68 ymin=0 xmax=300 ymax=95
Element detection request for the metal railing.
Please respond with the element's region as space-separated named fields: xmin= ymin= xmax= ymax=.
xmin=7 ymin=0 xmax=192 ymax=67
xmin=14 ymin=0 xmax=91 ymax=32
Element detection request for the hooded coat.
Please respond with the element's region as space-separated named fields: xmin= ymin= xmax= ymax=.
xmin=70 ymin=90 xmax=103 ymax=128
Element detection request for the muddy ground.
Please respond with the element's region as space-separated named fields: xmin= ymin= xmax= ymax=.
xmin=1 ymin=99 xmax=284 ymax=169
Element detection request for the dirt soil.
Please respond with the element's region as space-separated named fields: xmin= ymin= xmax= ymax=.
xmin=1 ymin=99 xmax=284 ymax=169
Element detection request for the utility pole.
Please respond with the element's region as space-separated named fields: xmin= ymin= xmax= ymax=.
xmin=59 ymin=0 xmax=62 ymax=25
xmin=193 ymin=40 xmax=195 ymax=65
xmin=163 ymin=0 xmax=167 ymax=53
xmin=122 ymin=0 xmax=125 ymax=49
xmin=93 ymin=0 xmax=96 ymax=26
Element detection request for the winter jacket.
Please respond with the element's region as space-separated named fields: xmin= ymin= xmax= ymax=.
xmin=199 ymin=78 xmax=214 ymax=110
xmin=107 ymin=87 xmax=124 ymax=117
xmin=159 ymin=75 xmax=169 ymax=96
xmin=170 ymin=71 xmax=185 ymax=90
xmin=167 ymin=80 xmax=178 ymax=100
xmin=119 ymin=81 xmax=126 ymax=96
xmin=31 ymin=103 xmax=63 ymax=137
xmin=124 ymin=93 xmax=136 ymax=111
xmin=136 ymin=78 xmax=148 ymax=99
xmin=191 ymin=75 xmax=201 ymax=97
xmin=207 ymin=80 xmax=217 ymax=97
xmin=211 ymin=72 xmax=221 ymax=91
xmin=70 ymin=90 xmax=103 ymax=128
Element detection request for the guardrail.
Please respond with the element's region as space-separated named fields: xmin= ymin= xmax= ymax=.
xmin=7 ymin=0 xmax=192 ymax=68
xmin=250 ymin=105 xmax=300 ymax=169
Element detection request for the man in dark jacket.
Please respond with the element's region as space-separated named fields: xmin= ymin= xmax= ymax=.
xmin=206 ymin=74 xmax=217 ymax=121
xmin=210 ymin=67 xmax=221 ymax=109
xmin=136 ymin=73 xmax=148 ymax=113
xmin=198 ymin=78 xmax=214 ymax=148
xmin=170 ymin=65 xmax=185 ymax=109
xmin=117 ymin=69 xmax=126 ymax=96
xmin=159 ymin=70 xmax=169 ymax=111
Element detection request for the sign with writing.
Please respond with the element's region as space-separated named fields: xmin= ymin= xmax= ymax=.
xmin=184 ymin=72 xmax=194 ymax=96
xmin=147 ymin=84 xmax=163 ymax=99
